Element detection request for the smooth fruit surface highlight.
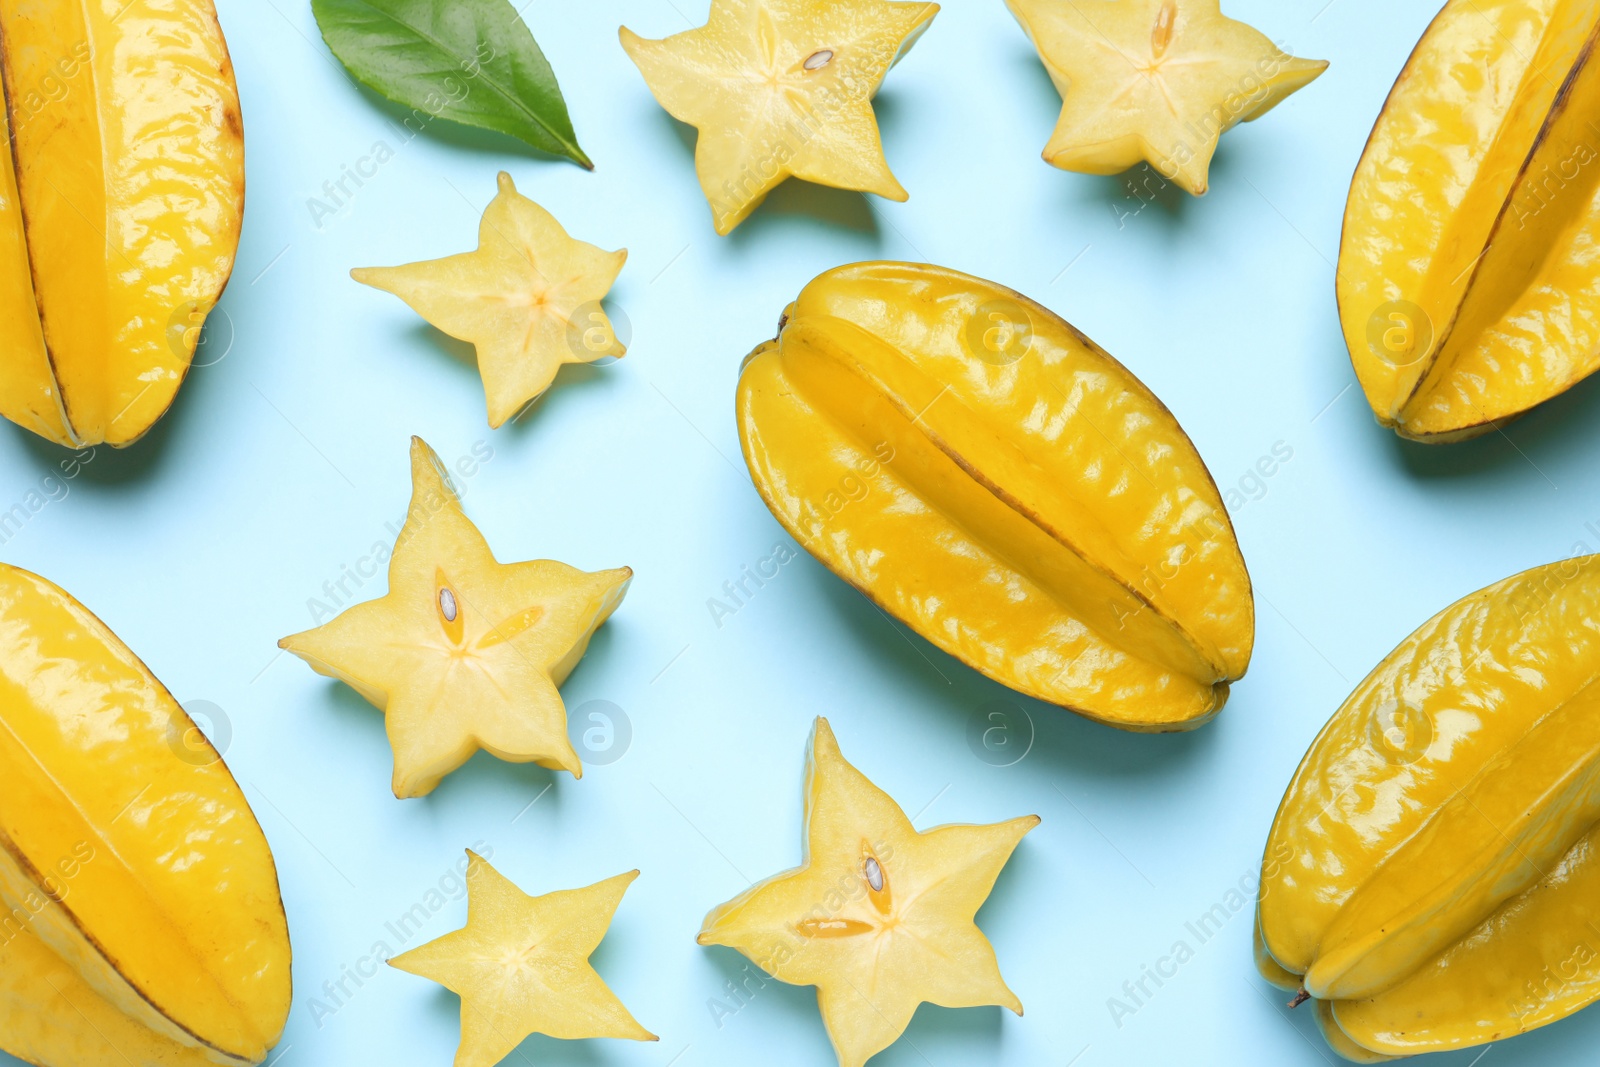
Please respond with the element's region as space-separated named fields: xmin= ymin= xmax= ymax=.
xmin=1339 ymin=0 xmax=1600 ymax=440
xmin=736 ymin=261 xmax=1253 ymax=730
xmin=1258 ymin=555 xmax=1600 ymax=1058
xmin=0 ymin=563 xmax=290 ymax=1067
xmin=0 ymin=0 xmax=244 ymax=446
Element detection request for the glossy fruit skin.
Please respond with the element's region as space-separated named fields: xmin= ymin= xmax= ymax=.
xmin=0 ymin=0 xmax=244 ymax=447
xmin=1257 ymin=555 xmax=1600 ymax=1059
xmin=1338 ymin=0 xmax=1600 ymax=441
xmin=0 ymin=564 xmax=290 ymax=1067
xmin=736 ymin=262 xmax=1253 ymax=730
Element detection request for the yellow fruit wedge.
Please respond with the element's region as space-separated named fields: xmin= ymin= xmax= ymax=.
xmin=389 ymin=852 xmax=655 ymax=1066
xmin=353 ymin=173 xmax=627 ymax=429
xmin=0 ymin=0 xmax=244 ymax=446
xmin=620 ymin=0 xmax=938 ymax=234
xmin=0 ymin=564 xmax=290 ymax=1067
xmin=1339 ymin=0 xmax=1600 ymax=440
xmin=1004 ymin=0 xmax=1325 ymax=195
xmin=1257 ymin=555 xmax=1600 ymax=1058
xmin=698 ymin=718 xmax=1035 ymax=1067
xmin=736 ymin=262 xmax=1253 ymax=730
xmin=280 ymin=437 xmax=631 ymax=798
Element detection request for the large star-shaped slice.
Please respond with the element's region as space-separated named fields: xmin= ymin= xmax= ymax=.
xmin=279 ymin=437 xmax=631 ymax=798
xmin=697 ymin=718 xmax=1038 ymax=1067
xmin=390 ymin=851 xmax=656 ymax=1066
xmin=620 ymin=0 xmax=940 ymax=234
xmin=1006 ymin=0 xmax=1326 ymax=194
xmin=353 ymin=172 xmax=627 ymax=428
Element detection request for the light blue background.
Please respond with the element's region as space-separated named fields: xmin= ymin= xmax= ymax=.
xmin=2 ymin=0 xmax=1591 ymax=1063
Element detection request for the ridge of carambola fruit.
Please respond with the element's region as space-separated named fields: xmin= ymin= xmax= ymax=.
xmin=735 ymin=261 xmax=1253 ymax=731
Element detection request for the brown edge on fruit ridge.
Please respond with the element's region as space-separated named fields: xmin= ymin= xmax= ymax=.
xmin=746 ymin=264 xmax=1249 ymax=728
xmin=0 ymin=564 xmax=289 ymax=1062
xmin=0 ymin=17 xmax=79 ymax=448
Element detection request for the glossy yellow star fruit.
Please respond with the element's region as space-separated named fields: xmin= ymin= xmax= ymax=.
xmin=698 ymin=717 xmax=1035 ymax=1067
xmin=619 ymin=0 xmax=938 ymax=234
xmin=0 ymin=564 xmax=290 ymax=1067
xmin=1339 ymin=0 xmax=1600 ymax=441
xmin=1257 ymin=554 xmax=1600 ymax=1059
xmin=390 ymin=851 xmax=655 ymax=1066
xmin=353 ymin=172 xmax=627 ymax=428
xmin=1005 ymin=0 xmax=1325 ymax=195
xmin=736 ymin=261 xmax=1253 ymax=730
xmin=0 ymin=0 xmax=244 ymax=447
xmin=280 ymin=437 xmax=630 ymax=798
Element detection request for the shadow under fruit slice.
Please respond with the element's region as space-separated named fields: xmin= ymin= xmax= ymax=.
xmin=0 ymin=0 xmax=244 ymax=448
xmin=1257 ymin=555 xmax=1600 ymax=1058
xmin=1339 ymin=0 xmax=1600 ymax=441
xmin=736 ymin=262 xmax=1252 ymax=730
xmin=0 ymin=564 xmax=290 ymax=1067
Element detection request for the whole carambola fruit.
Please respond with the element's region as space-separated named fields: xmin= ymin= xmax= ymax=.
xmin=0 ymin=0 xmax=244 ymax=447
xmin=0 ymin=564 xmax=291 ymax=1067
xmin=736 ymin=261 xmax=1253 ymax=731
xmin=1340 ymin=0 xmax=1600 ymax=441
xmin=1257 ymin=555 xmax=1600 ymax=1059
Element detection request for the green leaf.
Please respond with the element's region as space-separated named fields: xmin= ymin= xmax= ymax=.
xmin=311 ymin=0 xmax=592 ymax=168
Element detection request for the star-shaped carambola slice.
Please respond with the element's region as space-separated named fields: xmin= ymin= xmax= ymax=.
xmin=279 ymin=437 xmax=631 ymax=798
xmin=1006 ymin=0 xmax=1326 ymax=194
xmin=620 ymin=0 xmax=939 ymax=235
xmin=352 ymin=172 xmax=626 ymax=428
xmin=390 ymin=851 xmax=656 ymax=1066
xmin=697 ymin=718 xmax=1038 ymax=1067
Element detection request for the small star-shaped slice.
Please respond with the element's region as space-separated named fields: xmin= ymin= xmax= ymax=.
xmin=279 ymin=437 xmax=631 ymax=798
xmin=620 ymin=0 xmax=940 ymax=234
xmin=1006 ymin=0 xmax=1326 ymax=194
xmin=390 ymin=851 xmax=656 ymax=1066
xmin=697 ymin=717 xmax=1038 ymax=1067
xmin=353 ymin=172 xmax=627 ymax=428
